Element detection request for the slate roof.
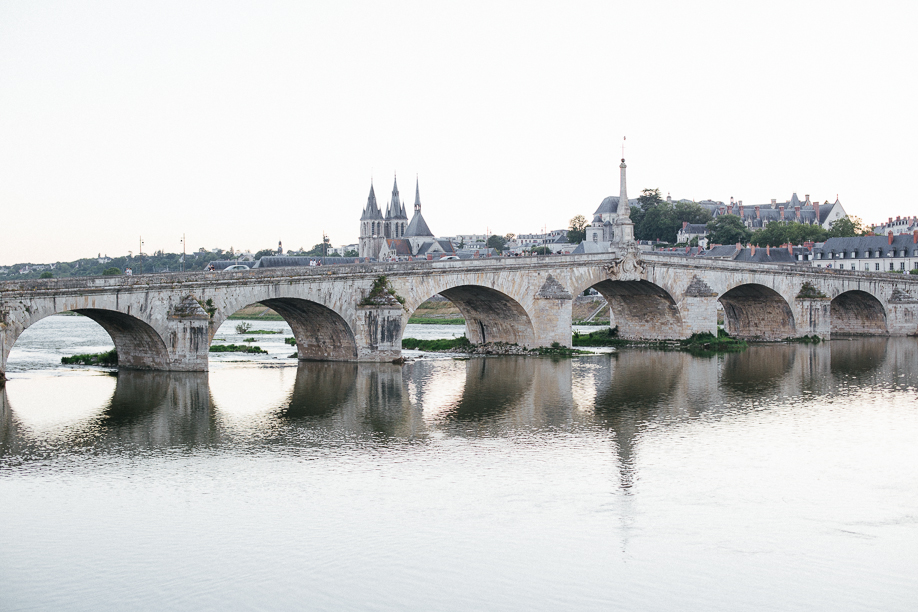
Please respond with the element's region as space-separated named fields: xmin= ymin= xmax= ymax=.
xmin=254 ymin=256 xmax=359 ymax=268
xmin=681 ymin=224 xmax=708 ymax=234
xmin=405 ymin=211 xmax=434 ymax=237
xmin=571 ymin=241 xmax=611 ymax=254
xmin=360 ymin=183 xmax=383 ymax=220
xmin=815 ymin=235 xmax=918 ymax=257
xmin=593 ymin=196 xmax=639 ymax=216
xmin=383 ymin=239 xmax=413 ymax=256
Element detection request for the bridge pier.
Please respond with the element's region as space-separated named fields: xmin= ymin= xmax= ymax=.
xmin=532 ymin=275 xmax=573 ymax=348
xmin=795 ymin=298 xmax=832 ymax=339
xmin=355 ymin=303 xmax=404 ymax=361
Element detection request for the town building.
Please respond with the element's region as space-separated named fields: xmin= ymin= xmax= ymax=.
xmin=811 ymin=233 xmax=918 ymax=272
xmin=676 ymin=222 xmax=709 ymax=247
xmin=872 ymin=216 xmax=918 ymax=236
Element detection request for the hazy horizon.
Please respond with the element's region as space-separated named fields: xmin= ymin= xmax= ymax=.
xmin=2 ymin=0 xmax=916 ymax=265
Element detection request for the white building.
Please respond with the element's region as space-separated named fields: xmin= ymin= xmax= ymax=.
xmin=811 ymin=233 xmax=918 ymax=273
xmin=872 ymin=216 xmax=918 ymax=236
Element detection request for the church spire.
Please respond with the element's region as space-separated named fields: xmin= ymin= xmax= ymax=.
xmin=414 ymin=176 xmax=421 ymax=214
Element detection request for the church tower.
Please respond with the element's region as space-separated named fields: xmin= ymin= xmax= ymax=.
xmin=359 ymin=181 xmax=385 ymax=259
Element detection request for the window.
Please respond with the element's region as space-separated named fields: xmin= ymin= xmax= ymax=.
xmin=592 ymin=233 xmax=598 ymax=242
xmin=876 ymin=263 xmax=880 ymax=271
xmin=890 ymin=263 xmax=895 ymax=271
xmin=901 ymin=262 xmax=906 ymax=270
xmin=851 ymin=264 xmax=856 ymax=270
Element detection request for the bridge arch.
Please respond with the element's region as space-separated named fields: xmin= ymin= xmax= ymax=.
xmin=830 ymin=290 xmax=887 ymax=336
xmin=578 ymin=279 xmax=684 ymax=340
xmin=3 ymin=308 xmax=171 ymax=371
xmin=718 ymin=283 xmax=796 ymax=340
xmin=216 ymin=298 xmax=358 ymax=361
xmin=404 ymin=285 xmax=536 ymax=347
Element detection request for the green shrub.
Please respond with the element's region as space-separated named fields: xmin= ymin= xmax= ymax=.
xmin=102 ymin=267 xmax=121 ymax=276
xmin=61 ymin=349 xmax=118 ymax=366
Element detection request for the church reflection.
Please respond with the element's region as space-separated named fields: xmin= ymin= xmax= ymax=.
xmin=2 ymin=340 xmax=916 ymax=478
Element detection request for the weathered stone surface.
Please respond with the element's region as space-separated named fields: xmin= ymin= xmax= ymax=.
xmin=2 ymin=250 xmax=918 ymax=379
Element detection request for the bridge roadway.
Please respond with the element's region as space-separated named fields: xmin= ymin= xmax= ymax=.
xmin=2 ymin=248 xmax=917 ymax=380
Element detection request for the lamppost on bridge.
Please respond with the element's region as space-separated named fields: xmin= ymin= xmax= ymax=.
xmin=180 ymin=234 xmax=186 ymax=273
xmin=139 ymin=237 xmax=144 ymax=275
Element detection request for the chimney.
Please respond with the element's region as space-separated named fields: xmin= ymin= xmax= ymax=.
xmin=795 ymin=205 xmax=800 ymax=220
xmin=739 ymin=203 xmax=744 ymax=218
xmin=805 ymin=194 xmax=811 ymax=205
xmin=814 ymin=201 xmax=820 ymax=225
xmin=766 ymin=245 xmax=771 ymax=256
xmin=755 ymin=206 xmax=761 ymax=219
xmin=683 ymin=221 xmax=689 ymax=230
xmin=736 ymin=242 xmax=741 ymax=250
xmin=787 ymin=243 xmax=793 ymax=254
xmin=913 ymin=230 xmax=917 ymax=243
xmin=751 ymin=244 xmax=756 ymax=256
xmin=888 ymin=231 xmax=894 ymax=245
xmin=771 ymin=199 xmax=777 ymax=207
xmin=779 ymin=205 xmax=785 ymax=219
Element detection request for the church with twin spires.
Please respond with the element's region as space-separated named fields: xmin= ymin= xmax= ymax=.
xmin=358 ymin=176 xmax=456 ymax=260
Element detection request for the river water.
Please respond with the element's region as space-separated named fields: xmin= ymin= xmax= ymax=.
xmin=1 ymin=316 xmax=916 ymax=611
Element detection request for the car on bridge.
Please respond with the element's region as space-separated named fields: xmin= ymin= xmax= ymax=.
xmin=223 ymin=264 xmax=251 ymax=272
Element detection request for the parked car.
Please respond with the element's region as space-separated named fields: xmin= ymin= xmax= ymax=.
xmin=223 ymin=264 xmax=251 ymax=272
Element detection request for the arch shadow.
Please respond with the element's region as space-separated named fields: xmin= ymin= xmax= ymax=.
xmin=220 ymin=298 xmax=358 ymax=361
xmin=590 ymin=280 xmax=684 ymax=340
xmin=830 ymin=291 xmax=887 ymax=336
xmin=410 ymin=285 xmax=536 ymax=346
xmin=719 ymin=284 xmax=795 ymax=340
xmin=71 ymin=309 xmax=171 ymax=370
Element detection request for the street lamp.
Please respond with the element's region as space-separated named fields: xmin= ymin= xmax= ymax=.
xmin=139 ymin=237 xmax=144 ymax=275
xmin=180 ymin=234 xmax=186 ymax=273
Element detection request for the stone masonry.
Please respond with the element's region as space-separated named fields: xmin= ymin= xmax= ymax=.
xmin=2 ymin=250 xmax=918 ymax=381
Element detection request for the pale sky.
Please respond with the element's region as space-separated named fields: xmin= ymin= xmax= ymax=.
xmin=2 ymin=0 xmax=916 ymax=265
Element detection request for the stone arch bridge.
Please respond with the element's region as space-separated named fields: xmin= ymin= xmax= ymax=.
xmin=2 ymin=250 xmax=917 ymax=380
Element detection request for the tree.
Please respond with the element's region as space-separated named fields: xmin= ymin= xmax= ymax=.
xmin=504 ymin=233 xmax=516 ymax=243
xmin=567 ymin=215 xmax=588 ymax=244
xmin=254 ymin=249 xmax=276 ymax=259
xmin=39 ymin=271 xmax=53 ymax=279
xmin=638 ymin=188 xmax=664 ymax=209
xmin=531 ymin=246 xmax=552 ymax=255
xmin=102 ymin=267 xmax=122 ymax=275
xmin=486 ymin=234 xmax=507 ymax=252
xmin=827 ymin=216 xmax=868 ymax=238
xmin=750 ymin=221 xmax=827 ymax=247
xmin=343 ymin=249 xmax=359 ymax=257
xmin=706 ymin=214 xmax=751 ymax=245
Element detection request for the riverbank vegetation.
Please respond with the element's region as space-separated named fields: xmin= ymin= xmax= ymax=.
xmin=209 ymin=344 xmax=267 ymax=354
xmin=61 ymin=349 xmax=118 ymax=366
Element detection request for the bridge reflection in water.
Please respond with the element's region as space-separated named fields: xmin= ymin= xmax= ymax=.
xmin=3 ymin=339 xmax=916 ymax=478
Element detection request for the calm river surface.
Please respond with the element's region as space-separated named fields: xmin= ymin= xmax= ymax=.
xmin=1 ymin=316 xmax=917 ymax=611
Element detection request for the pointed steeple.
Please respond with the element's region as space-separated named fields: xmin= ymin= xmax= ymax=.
xmin=387 ymin=174 xmax=401 ymax=219
xmin=360 ymin=181 xmax=383 ymax=220
xmin=414 ymin=176 xmax=421 ymax=214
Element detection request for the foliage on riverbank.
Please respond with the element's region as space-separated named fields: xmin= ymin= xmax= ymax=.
xmin=402 ymin=336 xmax=472 ymax=351
xmin=61 ymin=349 xmax=118 ymax=366
xmin=402 ymin=336 xmax=588 ymax=356
xmin=285 ymin=337 xmax=296 ymax=345
xmin=407 ymin=316 xmax=466 ymax=325
xmin=572 ymin=327 xmax=749 ymax=354
xmin=209 ymin=344 xmax=267 ymax=354
xmin=680 ymin=331 xmax=747 ymax=354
